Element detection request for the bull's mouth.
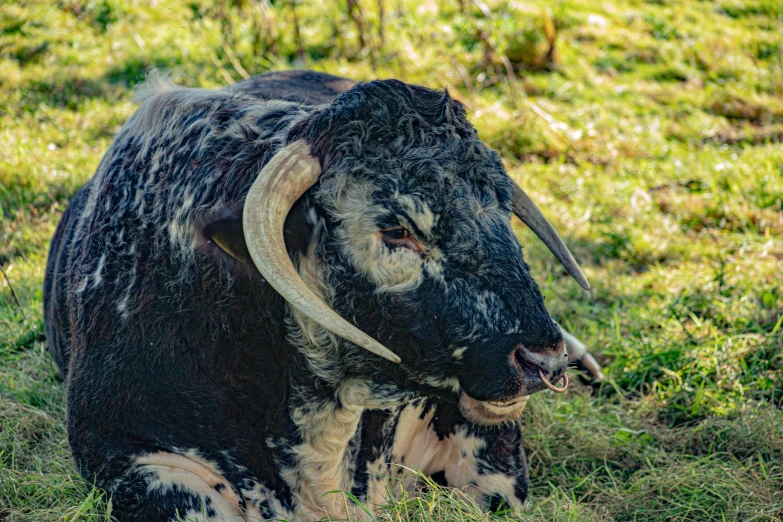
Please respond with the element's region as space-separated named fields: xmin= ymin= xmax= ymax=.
xmin=458 ymin=393 xmax=530 ymax=425
xmin=457 ymin=368 xmax=568 ymax=425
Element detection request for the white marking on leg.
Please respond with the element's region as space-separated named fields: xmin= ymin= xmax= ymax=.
xmin=387 ymin=403 xmax=523 ymax=510
xmin=133 ymin=451 xmax=243 ymax=521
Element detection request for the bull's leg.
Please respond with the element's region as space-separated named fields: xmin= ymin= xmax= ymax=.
xmin=94 ymin=451 xmax=249 ymax=522
xmin=430 ymin=417 xmax=529 ymax=512
xmin=380 ymin=401 xmax=529 ymax=513
xmin=558 ymin=325 xmax=606 ymax=382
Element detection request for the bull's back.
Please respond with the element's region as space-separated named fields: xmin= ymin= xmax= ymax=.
xmin=43 ymin=71 xmax=354 ymax=380
xmin=43 ymin=182 xmax=92 ymax=378
xmin=230 ymin=70 xmax=356 ymax=104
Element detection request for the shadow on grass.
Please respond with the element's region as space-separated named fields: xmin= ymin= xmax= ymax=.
xmin=19 ymin=72 xmax=118 ymax=113
xmin=17 ymin=54 xmax=200 ymax=114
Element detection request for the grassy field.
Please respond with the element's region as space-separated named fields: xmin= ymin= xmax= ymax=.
xmin=1 ymin=0 xmax=782 ymax=520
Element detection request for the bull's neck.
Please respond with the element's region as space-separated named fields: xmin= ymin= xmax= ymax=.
xmin=277 ymin=251 xmax=413 ymax=518
xmin=281 ymin=378 xmax=399 ymax=521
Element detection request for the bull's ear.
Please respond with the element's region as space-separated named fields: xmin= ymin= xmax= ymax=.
xmin=203 ymin=198 xmax=312 ymax=264
xmin=204 ymin=217 xmax=250 ymax=263
xmin=282 ymin=197 xmax=313 ymax=257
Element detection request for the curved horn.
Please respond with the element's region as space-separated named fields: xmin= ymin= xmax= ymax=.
xmin=511 ymin=181 xmax=590 ymax=291
xmin=243 ymin=140 xmax=401 ymax=364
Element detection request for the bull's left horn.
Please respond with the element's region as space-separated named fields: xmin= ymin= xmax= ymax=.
xmin=511 ymin=181 xmax=590 ymax=291
xmin=243 ymin=140 xmax=401 ymax=364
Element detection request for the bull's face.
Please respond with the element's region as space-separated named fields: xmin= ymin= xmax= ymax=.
xmin=314 ymin=144 xmax=567 ymax=424
xmin=242 ymin=80 xmax=587 ymax=425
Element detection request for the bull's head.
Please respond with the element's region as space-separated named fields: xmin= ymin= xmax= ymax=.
xmin=239 ymin=81 xmax=589 ymax=424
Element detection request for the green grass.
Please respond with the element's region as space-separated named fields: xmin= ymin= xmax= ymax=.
xmin=1 ymin=0 xmax=782 ymax=520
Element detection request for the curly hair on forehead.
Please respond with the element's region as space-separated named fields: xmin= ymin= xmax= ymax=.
xmin=290 ymin=79 xmax=481 ymax=166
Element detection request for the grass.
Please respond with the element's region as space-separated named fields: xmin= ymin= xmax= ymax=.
xmin=1 ymin=0 xmax=782 ymax=520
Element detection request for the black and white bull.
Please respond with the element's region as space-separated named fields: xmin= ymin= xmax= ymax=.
xmin=44 ymin=71 xmax=604 ymax=521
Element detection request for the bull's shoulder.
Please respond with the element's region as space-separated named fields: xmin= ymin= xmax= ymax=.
xmin=78 ymin=80 xmax=309 ymax=250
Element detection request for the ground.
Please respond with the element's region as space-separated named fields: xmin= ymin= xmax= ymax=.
xmin=0 ymin=0 xmax=782 ymax=520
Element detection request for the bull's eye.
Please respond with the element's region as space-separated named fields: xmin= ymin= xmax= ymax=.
xmin=382 ymin=227 xmax=410 ymax=242
xmin=380 ymin=226 xmax=425 ymax=256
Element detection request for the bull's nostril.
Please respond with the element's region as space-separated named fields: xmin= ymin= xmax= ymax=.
xmin=514 ymin=347 xmax=523 ymax=366
xmin=514 ymin=347 xmax=535 ymax=369
xmin=514 ymin=343 xmax=569 ymax=376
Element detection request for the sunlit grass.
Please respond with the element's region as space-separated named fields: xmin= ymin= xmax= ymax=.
xmin=1 ymin=0 xmax=781 ymax=520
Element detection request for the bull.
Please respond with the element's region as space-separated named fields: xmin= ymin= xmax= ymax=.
xmin=44 ymin=71 xmax=603 ymax=521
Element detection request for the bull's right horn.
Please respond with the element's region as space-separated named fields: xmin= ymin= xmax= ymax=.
xmin=243 ymin=140 xmax=401 ymax=364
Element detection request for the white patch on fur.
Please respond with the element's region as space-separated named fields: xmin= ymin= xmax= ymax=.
xmin=116 ymin=259 xmax=137 ymax=319
xmin=423 ymin=251 xmax=445 ymax=282
xmin=91 ymin=253 xmax=106 ymax=288
xmin=452 ymin=346 xmax=468 ymax=360
xmin=396 ymin=194 xmax=438 ymax=236
xmin=337 ymin=182 xmax=423 ymax=291
xmin=285 ymin=240 xmax=345 ymax=385
xmin=133 ymin=451 xmax=243 ymax=521
xmin=166 ymin=189 xmax=196 ymax=250
xmin=360 ymin=404 xmax=450 ymax=504
xmin=116 ymin=289 xmax=129 ymax=316
xmin=75 ymin=276 xmax=89 ymax=294
xmin=369 ymin=402 xmax=524 ymax=510
xmin=239 ymin=481 xmax=289 ymax=520
xmin=328 ymin=181 xmax=447 ymax=292
xmin=423 ymin=376 xmax=461 ymax=393
xmin=475 ymin=290 xmax=504 ymax=331
xmin=280 ymin=380 xmax=407 ymax=521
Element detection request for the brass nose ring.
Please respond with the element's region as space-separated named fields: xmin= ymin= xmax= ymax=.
xmin=538 ymin=367 xmax=568 ymax=393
